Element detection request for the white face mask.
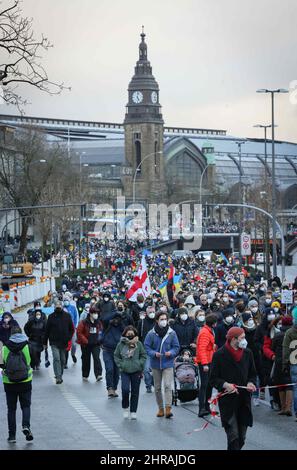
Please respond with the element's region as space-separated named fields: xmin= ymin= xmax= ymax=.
xmin=246 ymin=319 xmax=255 ymax=329
xmin=238 ymin=291 xmax=243 ymax=296
xmin=180 ymin=314 xmax=188 ymax=322
xmin=64 ymin=301 xmax=70 ymax=307
xmin=265 ymin=298 xmax=272 ymax=304
xmin=159 ymin=320 xmax=167 ymax=328
xmin=267 ymin=314 xmax=275 ymax=321
xmin=148 ymin=313 xmax=155 ymax=319
xmin=251 ymin=307 xmax=258 ymax=313
xmin=223 ymin=297 xmax=229 ymax=303
xmin=273 ymin=308 xmax=279 ymax=313
xmin=92 ymin=314 xmax=98 ymax=320
xmin=138 ymin=303 xmax=144 ymax=308
xmin=104 ymin=297 xmax=109 ymax=302
xmin=198 ymin=315 xmax=205 ymax=323
xmin=140 ymin=314 xmax=145 ymax=320
xmin=238 ymin=338 xmax=248 ymax=349
xmin=3 ymin=318 xmax=10 ymax=323
xmin=35 ymin=314 xmax=41 ymax=320
xmin=153 ymin=298 xmax=158 ymax=303
xmin=225 ymin=316 xmax=234 ymax=325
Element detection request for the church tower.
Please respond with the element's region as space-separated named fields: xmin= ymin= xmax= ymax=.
xmin=123 ymin=28 xmax=165 ymax=204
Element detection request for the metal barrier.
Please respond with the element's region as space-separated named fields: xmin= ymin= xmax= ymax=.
xmin=2 ymin=277 xmax=56 ymax=312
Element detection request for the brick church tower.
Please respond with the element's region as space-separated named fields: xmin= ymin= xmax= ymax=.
xmin=123 ymin=28 xmax=165 ymax=204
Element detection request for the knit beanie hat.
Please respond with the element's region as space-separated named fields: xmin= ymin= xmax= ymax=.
xmin=226 ymin=327 xmax=244 ymax=341
xmin=282 ymin=316 xmax=293 ymax=327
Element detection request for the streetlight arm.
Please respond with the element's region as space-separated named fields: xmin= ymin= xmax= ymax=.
xmin=132 ymin=150 xmax=163 ymax=203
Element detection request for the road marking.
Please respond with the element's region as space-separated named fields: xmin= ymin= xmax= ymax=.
xmin=47 ymin=368 xmax=135 ymax=450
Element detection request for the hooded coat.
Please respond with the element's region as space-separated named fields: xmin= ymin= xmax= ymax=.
xmin=2 ymin=333 xmax=33 ymax=392
xmin=0 ymin=313 xmax=20 ymax=344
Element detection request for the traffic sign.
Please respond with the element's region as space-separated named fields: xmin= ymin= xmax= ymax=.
xmin=241 ymin=233 xmax=251 ymax=256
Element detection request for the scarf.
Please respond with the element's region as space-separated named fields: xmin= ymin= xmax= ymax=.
xmin=225 ymin=340 xmax=244 ymax=362
xmin=155 ymin=324 xmax=169 ymax=338
xmin=121 ymin=336 xmax=138 ymax=359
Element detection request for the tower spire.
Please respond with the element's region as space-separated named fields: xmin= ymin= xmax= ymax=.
xmin=139 ymin=26 xmax=147 ymax=61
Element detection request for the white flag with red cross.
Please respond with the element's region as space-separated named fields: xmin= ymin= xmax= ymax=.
xmin=126 ymin=255 xmax=151 ymax=301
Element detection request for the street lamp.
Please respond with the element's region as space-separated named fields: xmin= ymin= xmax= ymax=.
xmin=132 ymin=151 xmax=162 ymax=203
xmin=235 ymin=141 xmax=245 ymax=264
xmin=256 ymin=88 xmax=289 ymax=277
xmin=199 ymin=164 xmax=214 ymax=205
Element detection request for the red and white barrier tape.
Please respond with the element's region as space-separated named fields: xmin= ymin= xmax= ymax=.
xmin=186 ymin=382 xmax=297 ymax=435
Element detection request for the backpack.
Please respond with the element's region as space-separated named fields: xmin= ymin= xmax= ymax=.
xmin=5 ymin=349 xmax=29 ymax=383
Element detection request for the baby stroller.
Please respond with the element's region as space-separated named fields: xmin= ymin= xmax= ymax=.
xmin=172 ymin=348 xmax=199 ymax=406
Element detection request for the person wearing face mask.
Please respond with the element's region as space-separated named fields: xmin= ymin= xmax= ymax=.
xmin=172 ymin=307 xmax=198 ymax=354
xmin=209 ymin=327 xmax=257 ymax=451
xmin=215 ymin=309 xmax=235 ymax=349
xmin=271 ymin=301 xmax=281 ymax=316
xmin=259 ymin=312 xmax=282 ymax=410
xmin=260 ymin=291 xmax=273 ymax=314
xmin=114 ymin=326 xmax=147 ymax=420
xmin=24 ymin=309 xmax=47 ymax=370
xmin=289 ymin=294 xmax=297 ymax=315
xmin=43 ymin=301 xmax=74 ymax=385
xmin=198 ymin=294 xmax=209 ymax=313
xmin=183 ymin=294 xmax=199 ymax=319
xmin=247 ymin=300 xmax=261 ymax=326
xmin=283 ymin=307 xmax=297 ymax=421
xmin=271 ymin=316 xmax=293 ymax=416
xmin=0 ymin=313 xmax=20 ymax=345
xmin=137 ymin=306 xmax=156 ymax=392
xmin=102 ymin=312 xmax=124 ymax=397
xmin=144 ymin=312 xmax=180 ymax=418
xmin=129 ymin=294 xmax=148 ymax=324
xmin=196 ymin=314 xmax=218 ymax=417
xmin=241 ymin=312 xmax=264 ymax=407
xmin=234 ymin=286 xmax=248 ymax=306
xmin=116 ymin=301 xmax=134 ymax=328
xmin=77 ymin=307 xmax=103 ymax=382
xmin=80 ymin=303 xmax=91 ymax=322
xmin=220 ymin=293 xmax=234 ymax=312
xmin=194 ymin=309 xmax=206 ymax=333
xmin=63 ymin=296 xmax=79 ymax=367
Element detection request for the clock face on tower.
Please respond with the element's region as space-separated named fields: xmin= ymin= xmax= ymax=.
xmin=132 ymin=91 xmax=143 ymax=104
xmin=151 ymin=91 xmax=158 ymax=104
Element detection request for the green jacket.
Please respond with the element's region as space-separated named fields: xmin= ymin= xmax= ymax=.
xmin=2 ymin=334 xmax=33 ymax=385
xmin=114 ymin=337 xmax=147 ymax=374
xmin=282 ymin=325 xmax=297 ymax=367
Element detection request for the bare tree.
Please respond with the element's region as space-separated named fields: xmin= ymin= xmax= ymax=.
xmin=0 ymin=0 xmax=70 ymax=111
xmin=0 ymin=126 xmax=80 ymax=253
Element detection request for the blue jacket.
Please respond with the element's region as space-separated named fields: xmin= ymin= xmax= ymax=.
xmin=65 ymin=304 xmax=78 ymax=328
xmin=144 ymin=327 xmax=180 ymax=370
xmin=102 ymin=323 xmax=125 ymax=352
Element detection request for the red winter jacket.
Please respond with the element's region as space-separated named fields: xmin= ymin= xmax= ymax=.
xmin=263 ymin=335 xmax=275 ymax=360
xmin=77 ymin=319 xmax=103 ymax=346
xmin=196 ymin=325 xmax=216 ymax=366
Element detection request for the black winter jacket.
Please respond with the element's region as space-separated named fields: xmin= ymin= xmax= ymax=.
xmin=44 ymin=309 xmax=74 ymax=349
xmin=209 ymin=345 xmax=257 ymax=428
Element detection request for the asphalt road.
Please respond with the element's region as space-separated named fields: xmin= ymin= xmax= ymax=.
xmin=0 ymin=309 xmax=297 ymax=451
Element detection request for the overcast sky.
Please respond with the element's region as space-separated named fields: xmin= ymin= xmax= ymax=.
xmin=3 ymin=0 xmax=297 ymax=142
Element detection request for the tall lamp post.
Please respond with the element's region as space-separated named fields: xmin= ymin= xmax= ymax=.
xmin=253 ymin=124 xmax=274 ymax=278
xmin=132 ymin=151 xmax=162 ymax=203
xmin=256 ymin=88 xmax=288 ymax=277
xmin=235 ymin=141 xmax=245 ymax=264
